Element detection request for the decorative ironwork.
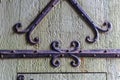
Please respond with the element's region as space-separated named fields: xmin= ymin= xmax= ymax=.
xmin=1 ymin=0 xmax=113 ymax=68
xmin=1 ymin=41 xmax=120 ymax=67
xmin=13 ymin=0 xmax=111 ymax=45
xmin=13 ymin=0 xmax=59 ymax=45
xmin=50 ymin=41 xmax=80 ymax=67
xmin=68 ymin=0 xmax=111 ymax=43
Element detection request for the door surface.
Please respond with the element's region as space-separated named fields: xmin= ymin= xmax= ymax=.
xmin=0 ymin=0 xmax=120 ymax=80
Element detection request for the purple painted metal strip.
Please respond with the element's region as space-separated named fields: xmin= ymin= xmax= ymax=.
xmin=0 ymin=49 xmax=120 ymax=68
xmin=0 ymin=41 xmax=119 ymax=67
xmin=0 ymin=49 xmax=120 ymax=59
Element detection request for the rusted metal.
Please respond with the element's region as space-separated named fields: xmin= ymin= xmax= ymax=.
xmin=13 ymin=0 xmax=111 ymax=45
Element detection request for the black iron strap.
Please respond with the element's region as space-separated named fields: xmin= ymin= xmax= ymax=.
xmin=0 ymin=0 xmax=113 ymax=68
xmin=0 ymin=41 xmax=119 ymax=67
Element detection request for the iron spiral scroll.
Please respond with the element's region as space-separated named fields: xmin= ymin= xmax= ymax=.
xmin=50 ymin=41 xmax=81 ymax=67
xmin=13 ymin=0 xmax=112 ymax=45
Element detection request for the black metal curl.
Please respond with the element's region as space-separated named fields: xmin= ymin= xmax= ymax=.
xmin=13 ymin=23 xmax=39 ymax=45
xmin=17 ymin=75 xmax=24 ymax=80
xmin=70 ymin=41 xmax=80 ymax=52
xmin=50 ymin=55 xmax=61 ymax=67
xmin=13 ymin=23 xmax=29 ymax=34
xmin=97 ymin=21 xmax=112 ymax=32
xmin=85 ymin=24 xmax=99 ymax=43
xmin=70 ymin=54 xmax=81 ymax=67
xmin=50 ymin=41 xmax=62 ymax=52
xmin=50 ymin=40 xmax=81 ymax=67
xmin=26 ymin=27 xmax=39 ymax=45
xmin=68 ymin=0 xmax=112 ymax=43
xmin=69 ymin=41 xmax=81 ymax=67
xmin=13 ymin=0 xmax=111 ymax=45
xmin=86 ymin=21 xmax=112 ymax=43
xmin=50 ymin=41 xmax=61 ymax=67
xmin=13 ymin=0 xmax=60 ymax=45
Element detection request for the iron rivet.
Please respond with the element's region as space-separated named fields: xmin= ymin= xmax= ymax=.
xmin=75 ymin=2 xmax=77 ymax=5
xmin=42 ymin=12 xmax=44 ymax=14
xmin=79 ymin=50 xmax=82 ymax=53
xmin=23 ymin=54 xmax=26 ymax=58
xmin=61 ymin=54 xmax=64 ymax=57
xmin=1 ymin=55 xmax=3 ymax=58
xmin=104 ymin=50 xmax=107 ymax=53
xmin=34 ymin=50 xmax=37 ymax=53
xmin=11 ymin=50 xmax=15 ymax=53
xmin=52 ymin=5 xmax=54 ymax=7
xmin=49 ymin=54 xmax=52 ymax=57
xmin=94 ymin=54 xmax=96 ymax=57
xmin=82 ymin=14 xmax=84 ymax=16
xmin=66 ymin=50 xmax=69 ymax=52
xmin=117 ymin=54 xmax=120 ymax=57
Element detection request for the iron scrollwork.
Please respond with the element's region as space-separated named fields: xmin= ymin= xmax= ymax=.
xmin=1 ymin=41 xmax=120 ymax=67
xmin=13 ymin=0 xmax=111 ymax=45
xmin=0 ymin=0 xmax=114 ymax=68
xmin=50 ymin=41 xmax=81 ymax=67
xmin=1 ymin=39 xmax=120 ymax=68
xmin=0 ymin=41 xmax=81 ymax=67
xmin=13 ymin=0 xmax=60 ymax=45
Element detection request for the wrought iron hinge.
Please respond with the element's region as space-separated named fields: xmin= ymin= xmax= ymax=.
xmin=13 ymin=0 xmax=111 ymax=45
xmin=0 ymin=0 xmax=114 ymax=68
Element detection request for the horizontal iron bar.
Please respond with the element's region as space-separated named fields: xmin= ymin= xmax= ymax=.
xmin=0 ymin=49 xmax=120 ymax=59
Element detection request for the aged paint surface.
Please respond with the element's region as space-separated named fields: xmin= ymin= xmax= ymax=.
xmin=17 ymin=73 xmax=106 ymax=80
xmin=0 ymin=0 xmax=120 ymax=80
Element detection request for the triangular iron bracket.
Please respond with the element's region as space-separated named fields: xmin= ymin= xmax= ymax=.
xmin=13 ymin=0 xmax=112 ymax=45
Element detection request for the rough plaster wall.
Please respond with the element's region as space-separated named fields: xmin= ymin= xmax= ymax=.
xmin=0 ymin=0 xmax=120 ymax=80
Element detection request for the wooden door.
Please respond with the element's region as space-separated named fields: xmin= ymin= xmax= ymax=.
xmin=0 ymin=0 xmax=120 ymax=80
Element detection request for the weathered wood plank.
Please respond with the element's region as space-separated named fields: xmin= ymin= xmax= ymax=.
xmin=0 ymin=0 xmax=20 ymax=49
xmin=17 ymin=73 xmax=106 ymax=80
xmin=0 ymin=0 xmax=20 ymax=80
xmin=106 ymin=0 xmax=120 ymax=80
